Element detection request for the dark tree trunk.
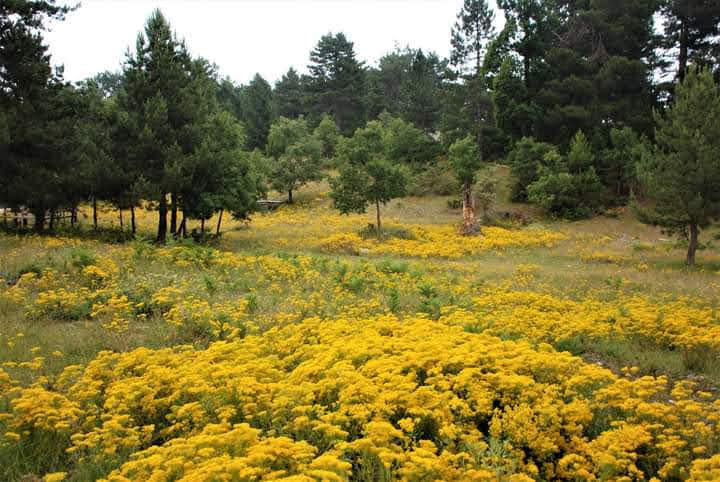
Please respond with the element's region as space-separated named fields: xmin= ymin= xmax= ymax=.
xmin=170 ymin=192 xmax=177 ymax=234
xmin=33 ymin=208 xmax=45 ymax=232
xmin=119 ymin=208 xmax=124 ymax=230
xmin=157 ymin=193 xmax=168 ymax=244
xmin=179 ymin=217 xmax=187 ymax=238
xmin=200 ymin=218 xmax=205 ymax=233
xmin=678 ymin=17 xmax=689 ymax=82
xmin=216 ymin=209 xmax=224 ymax=235
xmin=93 ymin=197 xmax=98 ymax=231
xmin=70 ymin=207 xmax=76 ymax=228
xmin=131 ymin=206 xmax=136 ymax=235
xmin=375 ymin=199 xmax=382 ymax=240
xmin=288 ymin=189 xmax=293 ymax=204
xmin=687 ymin=223 xmax=698 ymax=266
xmin=49 ymin=210 xmax=55 ymax=231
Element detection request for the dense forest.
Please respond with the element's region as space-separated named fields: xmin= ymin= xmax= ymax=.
xmin=1 ymin=0 xmax=719 ymax=262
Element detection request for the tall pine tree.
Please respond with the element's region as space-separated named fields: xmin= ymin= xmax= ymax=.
xmin=307 ymin=33 xmax=366 ymax=135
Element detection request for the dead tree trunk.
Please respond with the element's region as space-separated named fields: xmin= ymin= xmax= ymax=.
xmin=462 ymin=183 xmax=477 ymax=234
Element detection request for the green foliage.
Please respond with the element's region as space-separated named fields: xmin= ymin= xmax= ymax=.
xmin=313 ymin=114 xmax=341 ymax=159
xmin=273 ymin=67 xmax=306 ymax=119
xmin=528 ymin=167 xmax=604 ymax=219
xmin=241 ymin=74 xmax=273 ymax=151
xmin=267 ymin=117 xmax=323 ymax=202
xmin=307 ymin=32 xmax=366 ymax=135
xmin=566 ymin=131 xmax=594 ymax=173
xmin=527 ymin=131 xmax=605 ymax=219
xmin=450 ymin=0 xmax=495 ymax=77
xmin=330 ymin=120 xmax=408 ymax=236
xmin=599 ymin=127 xmax=650 ymax=198
xmin=406 ymin=162 xmax=459 ymax=197
xmin=493 ymin=57 xmax=532 ymax=144
xmin=331 ymin=159 xmax=407 ymax=215
xmin=448 ymin=136 xmax=481 ymax=188
xmin=380 ymin=112 xmax=440 ymax=166
xmin=474 ymin=171 xmax=497 ymax=219
xmin=507 ymin=137 xmax=556 ymax=202
xmin=636 ymin=68 xmax=720 ymax=265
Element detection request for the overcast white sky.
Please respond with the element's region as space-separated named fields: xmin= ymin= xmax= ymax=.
xmin=45 ymin=0 xmax=482 ymax=86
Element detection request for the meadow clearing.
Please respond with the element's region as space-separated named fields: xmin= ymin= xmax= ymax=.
xmin=1 ymin=177 xmax=720 ymax=481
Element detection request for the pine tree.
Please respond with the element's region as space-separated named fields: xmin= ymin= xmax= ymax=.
xmin=308 ymin=33 xmax=366 ymax=135
xmin=637 ymin=68 xmax=720 ymax=266
xmin=120 ymin=9 xmax=217 ymax=242
xmin=273 ymin=67 xmax=305 ymax=119
xmin=450 ymin=0 xmax=495 ymax=78
xmin=661 ymin=0 xmax=720 ymax=82
xmin=448 ymin=0 xmax=496 ymax=155
xmin=242 ymin=73 xmax=273 ymax=150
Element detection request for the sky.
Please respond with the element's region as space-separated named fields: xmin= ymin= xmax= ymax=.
xmin=45 ymin=0 xmax=474 ymax=86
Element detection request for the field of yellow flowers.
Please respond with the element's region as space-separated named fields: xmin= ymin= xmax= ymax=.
xmin=1 ymin=192 xmax=720 ymax=480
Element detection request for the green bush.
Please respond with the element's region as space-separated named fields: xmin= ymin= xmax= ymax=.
xmin=406 ymin=162 xmax=458 ymax=196
xmin=506 ymin=137 xmax=556 ymax=201
xmin=528 ymin=168 xmax=604 ymax=219
xmin=527 ymin=131 xmax=605 ymax=219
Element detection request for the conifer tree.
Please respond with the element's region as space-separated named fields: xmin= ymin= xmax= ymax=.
xmin=242 ymin=73 xmax=273 ymax=150
xmin=637 ymin=68 xmax=720 ymax=266
xmin=307 ymin=33 xmax=366 ymax=135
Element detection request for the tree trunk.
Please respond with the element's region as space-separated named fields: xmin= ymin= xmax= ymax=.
xmin=200 ymin=218 xmax=205 ymax=234
xmin=170 ymin=192 xmax=177 ymax=234
xmin=70 ymin=207 xmax=76 ymax=228
xmin=49 ymin=209 xmax=55 ymax=231
xmin=119 ymin=208 xmax=124 ymax=231
xmin=33 ymin=208 xmax=45 ymax=232
xmin=687 ymin=223 xmax=698 ymax=266
xmin=216 ymin=209 xmax=224 ymax=235
xmin=288 ymin=189 xmax=293 ymax=204
xmin=93 ymin=197 xmax=98 ymax=231
xmin=180 ymin=217 xmax=187 ymax=238
xmin=131 ymin=206 xmax=136 ymax=235
xmin=462 ymin=183 xmax=476 ymax=234
xmin=375 ymin=199 xmax=382 ymax=240
xmin=157 ymin=193 xmax=168 ymax=244
xmin=678 ymin=17 xmax=689 ymax=82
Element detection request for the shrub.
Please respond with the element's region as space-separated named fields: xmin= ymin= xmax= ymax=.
xmin=506 ymin=137 xmax=556 ymax=201
xmin=406 ymin=162 xmax=458 ymax=196
xmin=528 ymin=168 xmax=604 ymax=219
xmin=527 ymin=132 xmax=605 ymax=219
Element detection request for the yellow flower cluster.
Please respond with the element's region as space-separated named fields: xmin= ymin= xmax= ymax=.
xmin=1 ymin=315 xmax=718 ymax=480
xmin=316 ymin=226 xmax=566 ymax=259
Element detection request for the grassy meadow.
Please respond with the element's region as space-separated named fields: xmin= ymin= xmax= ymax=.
xmin=1 ymin=171 xmax=720 ymax=481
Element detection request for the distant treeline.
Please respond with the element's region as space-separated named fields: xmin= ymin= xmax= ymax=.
xmin=1 ymin=1 xmax=719 ymax=249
